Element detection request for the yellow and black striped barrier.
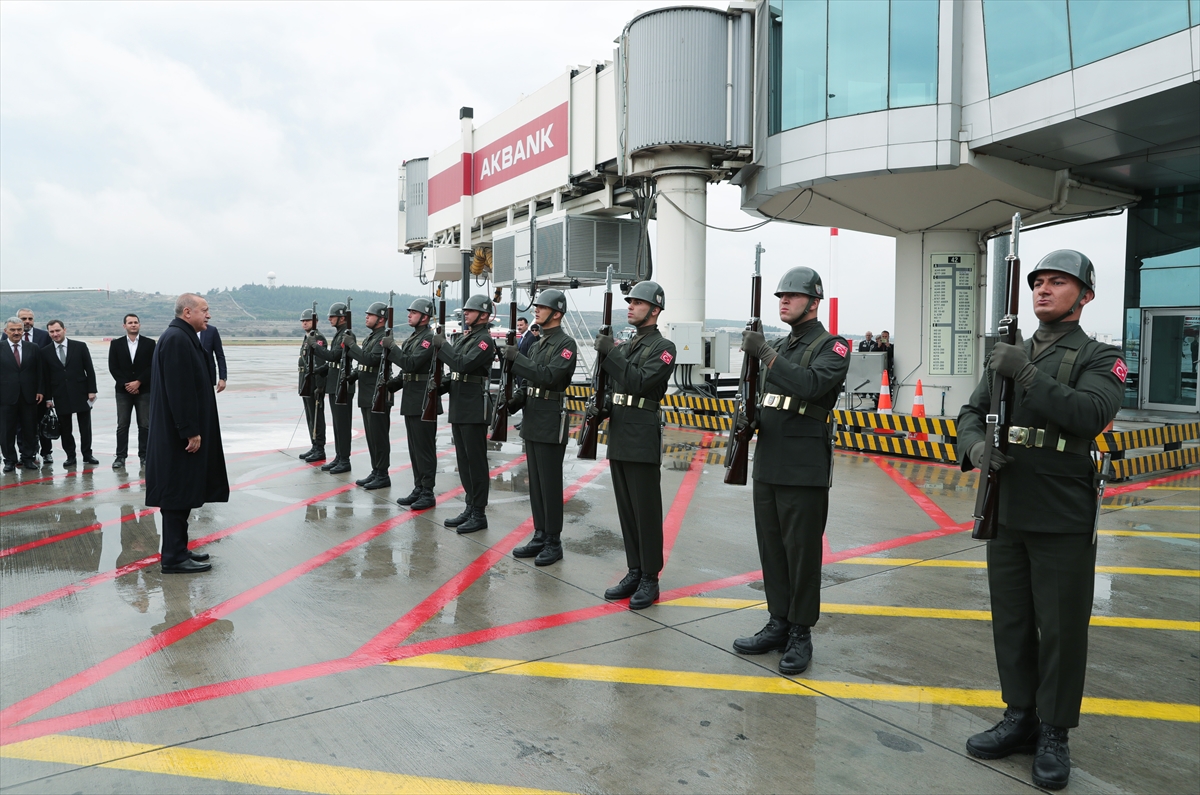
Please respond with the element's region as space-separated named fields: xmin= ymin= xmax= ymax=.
xmin=835 ymin=431 xmax=959 ymax=463
xmin=833 ymin=410 xmax=957 ymax=437
xmin=1099 ymin=422 xmax=1200 ymax=453
xmin=1112 ymin=446 xmax=1199 ymax=481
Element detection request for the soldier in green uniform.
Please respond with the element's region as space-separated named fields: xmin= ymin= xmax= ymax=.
xmin=308 ymin=302 xmax=355 ymax=475
xmin=505 ymin=289 xmax=578 ymax=566
xmin=345 ymin=302 xmax=392 ymax=490
xmin=593 ymin=280 xmax=675 ymax=608
xmin=957 ymin=250 xmax=1123 ymax=791
xmin=733 ymin=266 xmax=849 ymax=676
xmin=434 ymin=293 xmax=497 ymax=534
xmin=380 ymin=297 xmax=437 ymax=511
xmin=297 ymin=308 xmax=329 ymax=463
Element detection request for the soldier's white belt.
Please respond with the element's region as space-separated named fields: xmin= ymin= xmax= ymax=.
xmin=612 ymin=393 xmax=659 ymax=411
xmin=526 ymin=386 xmax=567 ymax=401
xmin=760 ymin=393 xmax=830 ymax=421
xmin=1007 ymin=425 xmax=1089 ymax=455
xmin=450 ymin=372 xmax=488 ymax=384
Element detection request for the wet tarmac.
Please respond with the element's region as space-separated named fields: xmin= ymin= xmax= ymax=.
xmin=1 ymin=344 xmax=1197 ymax=794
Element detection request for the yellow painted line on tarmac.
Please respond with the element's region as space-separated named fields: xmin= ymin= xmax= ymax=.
xmin=0 ymin=734 xmax=570 ymax=795
xmin=661 ymin=597 xmax=1198 ymax=630
xmin=1146 ymin=486 xmax=1200 ymax=490
xmin=834 ymin=557 xmax=1199 ymax=577
xmin=1105 ymin=505 xmax=1198 ymax=511
xmin=1100 ymin=530 xmax=1199 ymax=539
xmin=387 ymin=654 xmax=1200 ymax=723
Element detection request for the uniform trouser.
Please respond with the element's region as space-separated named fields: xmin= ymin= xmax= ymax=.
xmin=114 ymin=390 xmax=151 ymax=460
xmin=160 ymin=508 xmax=192 ymax=566
xmin=611 ymin=460 xmax=663 ymax=574
xmin=753 ymin=480 xmax=828 ymax=627
xmin=405 ymin=415 xmax=437 ymax=490
xmin=1 ymin=401 xmax=38 ymax=464
xmin=451 ymin=423 xmax=489 ymax=509
xmin=327 ymin=394 xmax=353 ymax=460
xmin=986 ymin=526 xmax=1097 ymax=728
xmin=303 ymin=393 xmax=326 ymax=446
xmin=526 ymin=439 xmax=568 ymax=538
xmin=56 ymin=410 xmax=92 ymax=459
xmin=360 ymin=405 xmax=391 ymax=473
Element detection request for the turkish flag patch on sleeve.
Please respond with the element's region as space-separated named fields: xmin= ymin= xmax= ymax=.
xmin=561 ymin=348 xmax=573 ymax=360
xmin=317 ymin=340 xmax=325 ymax=347
xmin=479 ymin=341 xmax=489 ymax=350
xmin=1112 ymin=358 xmax=1128 ymax=382
xmin=832 ymin=341 xmax=849 ymax=358
xmin=660 ymin=351 xmax=673 ymax=364
xmin=421 ymin=340 xmax=430 ymax=349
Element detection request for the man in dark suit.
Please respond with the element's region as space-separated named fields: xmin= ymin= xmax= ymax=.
xmin=42 ymin=320 xmax=99 ymax=468
xmin=16 ymin=308 xmax=52 ymax=463
xmin=1 ymin=317 xmax=46 ymax=472
xmin=108 ymin=313 xmax=155 ymax=471
xmin=198 ymin=324 xmax=227 ymax=393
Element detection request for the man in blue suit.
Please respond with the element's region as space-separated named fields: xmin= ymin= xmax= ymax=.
xmin=198 ymin=324 xmax=227 ymax=392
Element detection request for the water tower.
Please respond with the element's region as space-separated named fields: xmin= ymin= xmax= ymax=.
xmin=267 ymin=271 xmax=277 ymax=289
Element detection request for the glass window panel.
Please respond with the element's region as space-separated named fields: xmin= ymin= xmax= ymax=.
xmin=1193 ymin=0 xmax=1200 ymax=27
xmin=1122 ymin=309 xmax=1140 ymax=408
xmin=775 ymin=0 xmax=828 ymax=131
xmin=982 ymin=0 xmax=1071 ymax=95
xmin=828 ymin=0 xmax=889 ymax=117
xmin=1069 ymin=0 xmax=1191 ymax=67
xmin=892 ymin=0 xmax=936 ymax=109
xmin=1143 ymin=247 xmax=1200 ymax=270
xmin=1140 ymin=264 xmax=1200 ymax=308
xmin=890 ymin=0 xmax=939 ymax=108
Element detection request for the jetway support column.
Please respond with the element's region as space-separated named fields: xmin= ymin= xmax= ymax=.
xmin=647 ymin=150 xmax=710 ymax=328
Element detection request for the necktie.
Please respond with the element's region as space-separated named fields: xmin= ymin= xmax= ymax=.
xmin=13 ymin=343 xmax=20 ymax=367
xmin=24 ymin=332 xmax=30 ymax=343
xmin=59 ymin=344 xmax=67 ymax=364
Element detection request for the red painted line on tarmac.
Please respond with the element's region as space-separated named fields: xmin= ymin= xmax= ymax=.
xmin=869 ymin=455 xmax=959 ymax=528
xmin=0 ymin=509 xmax=157 ymax=559
xmin=658 ymin=435 xmax=712 ymax=564
xmin=0 ymin=455 xmax=525 ymax=730
xmin=0 ymin=480 xmax=145 ymax=518
xmin=1106 ymin=467 xmax=1199 ymax=495
xmin=0 ymin=469 xmax=97 ymax=491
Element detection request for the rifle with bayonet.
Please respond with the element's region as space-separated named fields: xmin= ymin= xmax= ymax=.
xmin=421 ymin=283 xmax=447 ymax=422
xmin=724 ymin=243 xmax=764 ymax=486
xmin=489 ymin=280 xmax=518 ymax=442
xmin=578 ymin=266 xmax=614 ymax=460
xmin=372 ymin=291 xmax=395 ymax=414
xmin=971 ymin=213 xmax=1023 ymax=540
xmin=299 ymin=300 xmax=318 ymax=398
xmin=334 ymin=296 xmax=353 ymax=406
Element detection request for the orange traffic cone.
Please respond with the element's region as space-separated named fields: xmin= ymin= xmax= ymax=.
xmin=912 ymin=379 xmax=927 ymax=441
xmin=876 ymin=370 xmax=894 ymax=434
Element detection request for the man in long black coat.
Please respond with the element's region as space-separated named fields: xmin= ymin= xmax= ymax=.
xmin=145 ymin=294 xmax=230 ymax=574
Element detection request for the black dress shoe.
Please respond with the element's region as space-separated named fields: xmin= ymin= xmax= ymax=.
xmin=319 ymin=458 xmax=339 ymax=471
xmin=396 ymin=487 xmax=422 ymax=506
xmin=456 ymin=509 xmax=488 ymax=534
xmin=42 ymin=454 xmax=53 ymax=465
xmin=604 ymin=569 xmax=642 ymax=600
xmin=778 ymin=625 xmax=813 ymax=675
xmin=299 ymin=446 xmax=318 ymax=460
xmin=629 ymin=574 xmax=659 ymax=610
xmin=190 ymin=551 xmax=211 ymax=562
xmin=305 ymin=448 xmax=326 ymax=463
xmin=355 ymin=472 xmax=376 ymax=487
xmin=733 ymin=616 xmax=790 ymax=655
xmin=1032 ymin=724 xmax=1070 ymax=790
xmin=444 ymin=507 xmax=473 ymax=528
xmin=162 ymin=558 xmax=212 ymax=574
xmin=82 ymin=456 xmax=99 ymax=465
xmin=513 ymin=529 xmax=546 ymax=558
xmin=534 ymin=536 xmax=563 ymax=566
xmin=21 ymin=460 xmax=39 ymax=471
xmin=327 ymin=459 xmax=352 ymax=474
xmin=3 ymin=462 xmax=14 ymax=473
xmin=112 ymin=458 xmax=126 ymax=471
xmin=363 ymin=475 xmax=391 ymax=490
xmin=62 ymin=458 xmax=78 ymax=468
xmin=411 ymin=489 xmax=437 ymax=510
xmin=965 ymin=707 xmax=1040 ymax=760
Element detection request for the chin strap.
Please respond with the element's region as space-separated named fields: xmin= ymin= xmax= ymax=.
xmin=1050 ymin=287 xmax=1089 ymax=324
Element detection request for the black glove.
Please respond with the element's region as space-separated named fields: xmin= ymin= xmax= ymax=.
xmin=585 ymin=401 xmax=600 ymax=420
xmin=968 ymin=441 xmax=1012 ymax=472
xmin=380 ymin=335 xmax=396 ymax=350
xmin=742 ymin=330 xmax=777 ymax=366
xmin=595 ymin=333 xmax=615 ymax=356
xmin=989 ymin=341 xmax=1037 ymax=387
xmin=387 ymin=376 xmax=403 ymax=393
xmin=503 ymin=345 xmax=519 ymax=363
xmin=431 ymin=332 xmax=446 ymax=350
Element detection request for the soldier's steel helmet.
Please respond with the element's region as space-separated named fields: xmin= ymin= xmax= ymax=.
xmin=300 ymin=308 xmax=317 ymax=321
xmin=408 ymin=297 xmax=435 ymax=316
xmin=463 ymin=294 xmax=495 ymax=314
xmin=365 ymin=301 xmax=388 ymax=317
xmin=775 ymin=267 xmax=824 ymax=298
xmin=328 ymin=301 xmax=349 ymax=318
xmin=625 ymin=280 xmax=665 ymax=310
xmin=533 ymin=289 xmax=568 ymax=314
xmin=1027 ymin=250 xmax=1096 ymax=292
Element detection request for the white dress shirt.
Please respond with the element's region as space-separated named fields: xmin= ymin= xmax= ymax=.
xmin=126 ymin=334 xmax=139 ymax=360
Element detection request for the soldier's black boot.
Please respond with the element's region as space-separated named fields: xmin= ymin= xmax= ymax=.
xmin=534 ymin=534 xmax=563 ymax=566
xmin=778 ymin=625 xmax=813 ymax=675
xmin=1031 ymin=724 xmax=1071 ymax=790
xmin=513 ymin=529 xmax=546 ymax=558
xmin=444 ymin=506 xmax=473 ymax=528
xmin=604 ymin=569 xmax=641 ymax=600
xmin=732 ymin=617 xmax=790 ymax=655
xmin=364 ymin=473 xmax=391 ymax=490
xmin=305 ymin=447 xmax=326 ymax=463
xmin=319 ymin=458 xmax=338 ymax=471
xmin=965 ymin=707 xmax=1040 ymax=760
xmin=628 ymin=574 xmax=659 ymax=610
xmin=299 ymin=445 xmax=318 ymax=461
xmin=327 ymin=458 xmax=352 ymax=474
xmin=355 ymin=471 xmax=376 ymax=487
xmin=411 ymin=488 xmax=436 ymax=510
xmin=396 ymin=487 xmax=422 ymax=506
xmin=457 ymin=508 xmax=488 ymax=534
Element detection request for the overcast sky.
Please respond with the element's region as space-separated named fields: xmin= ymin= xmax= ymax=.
xmin=1 ymin=1 xmax=1126 ymax=336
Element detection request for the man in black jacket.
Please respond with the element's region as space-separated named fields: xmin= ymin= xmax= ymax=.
xmin=199 ymin=324 xmax=227 ymax=393
xmin=42 ymin=320 xmax=99 ymax=467
xmin=16 ymin=308 xmax=52 ymax=463
xmin=1 ymin=317 xmax=45 ymax=472
xmin=145 ymin=294 xmax=229 ymax=574
xmin=108 ymin=314 xmax=155 ymax=471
